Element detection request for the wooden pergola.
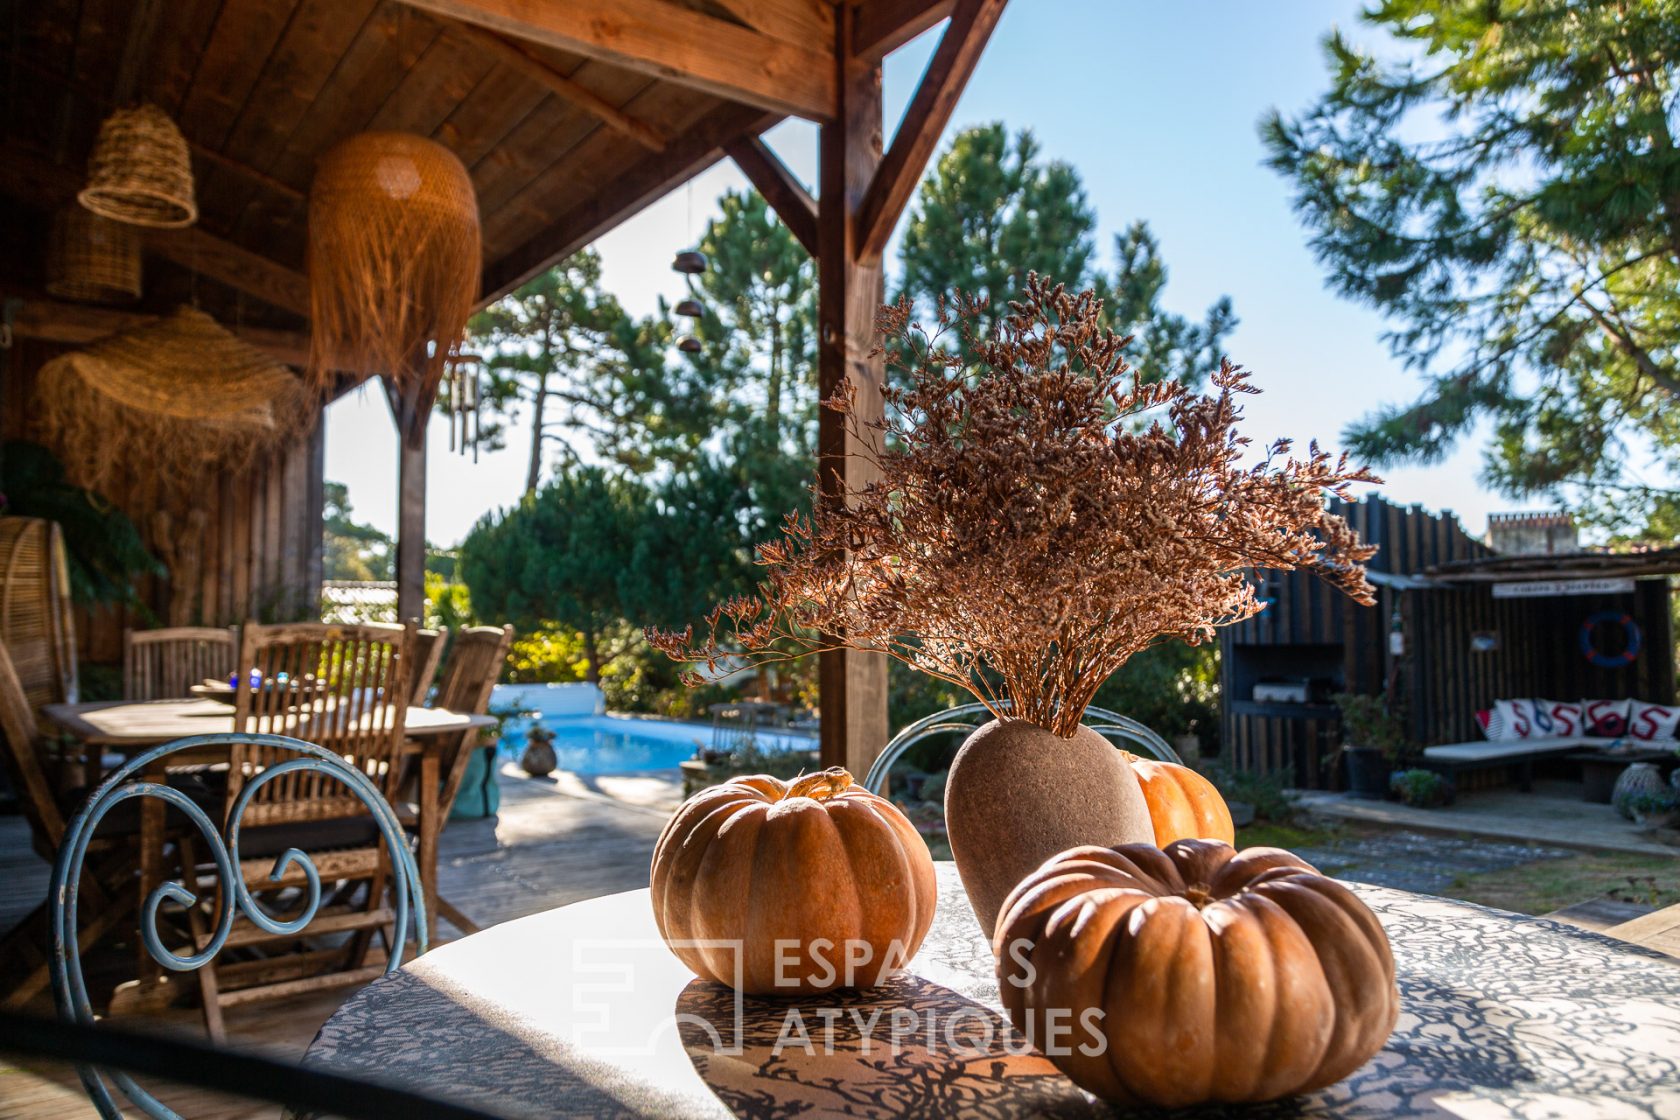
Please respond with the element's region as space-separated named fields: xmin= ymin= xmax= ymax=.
xmin=0 ymin=0 xmax=1008 ymax=775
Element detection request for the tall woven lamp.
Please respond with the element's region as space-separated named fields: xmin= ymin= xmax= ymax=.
xmin=307 ymin=132 xmax=481 ymax=446
xmin=46 ymin=205 xmax=142 ymax=303
xmin=78 ymin=104 xmax=197 ymax=229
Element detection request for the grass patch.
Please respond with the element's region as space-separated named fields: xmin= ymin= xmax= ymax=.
xmin=1447 ymin=852 xmax=1680 ymax=916
xmin=1236 ymin=821 xmax=1339 ymax=851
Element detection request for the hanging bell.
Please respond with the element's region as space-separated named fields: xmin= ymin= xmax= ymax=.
xmin=672 ymin=249 xmax=707 ymax=274
xmin=674 ymin=298 xmax=703 ymax=319
xmin=677 ymin=335 xmax=702 ymax=354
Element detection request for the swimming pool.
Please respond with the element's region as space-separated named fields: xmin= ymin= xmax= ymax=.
xmin=497 ymin=714 xmax=816 ymax=775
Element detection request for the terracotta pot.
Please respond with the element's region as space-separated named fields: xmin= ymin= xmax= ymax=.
xmin=943 ymin=718 xmax=1152 ymax=937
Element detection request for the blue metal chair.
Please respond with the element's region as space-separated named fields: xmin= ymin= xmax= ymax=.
xmin=50 ymin=733 xmax=426 ymax=1120
xmin=862 ymin=701 xmax=1182 ymax=795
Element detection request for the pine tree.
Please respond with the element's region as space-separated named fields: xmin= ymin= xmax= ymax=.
xmin=900 ymin=124 xmax=1234 ymax=387
xmin=1263 ymin=0 xmax=1680 ymax=533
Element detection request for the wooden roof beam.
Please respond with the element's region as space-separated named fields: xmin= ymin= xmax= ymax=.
xmin=853 ymin=0 xmax=954 ymax=61
xmin=436 ymin=17 xmax=667 ymax=152
xmin=0 ymin=147 xmax=310 ymax=317
xmin=482 ymin=102 xmax=777 ymax=304
xmin=855 ymin=0 xmax=1004 ymax=262
xmin=725 ymin=136 xmax=818 ymax=256
xmin=398 ymin=0 xmax=835 ymax=121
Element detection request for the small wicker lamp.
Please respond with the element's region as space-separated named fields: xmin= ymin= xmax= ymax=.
xmin=32 ymin=306 xmax=312 ymax=500
xmin=307 ymin=131 xmax=480 ymax=442
xmin=79 ymin=104 xmax=198 ymax=229
xmin=46 ymin=205 xmax=141 ymax=303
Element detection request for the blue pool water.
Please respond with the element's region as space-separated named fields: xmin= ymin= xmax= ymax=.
xmin=498 ymin=715 xmax=815 ymax=775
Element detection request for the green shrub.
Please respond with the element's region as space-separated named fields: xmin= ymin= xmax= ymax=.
xmin=1390 ymin=768 xmax=1452 ymax=808
xmin=1206 ymin=765 xmax=1296 ymax=823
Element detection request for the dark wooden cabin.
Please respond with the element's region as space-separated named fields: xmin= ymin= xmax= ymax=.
xmin=1221 ymin=496 xmax=1678 ymax=789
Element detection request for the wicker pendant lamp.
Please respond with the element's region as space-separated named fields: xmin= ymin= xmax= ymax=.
xmin=306 ymin=131 xmax=480 ymax=442
xmin=78 ymin=104 xmax=198 ymax=229
xmin=32 ymin=306 xmax=313 ymax=501
xmin=46 ymin=205 xmax=141 ymax=303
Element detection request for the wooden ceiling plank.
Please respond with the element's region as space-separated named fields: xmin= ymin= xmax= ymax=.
xmin=439 ymin=18 xmax=667 ymax=151
xmin=220 ymin=0 xmax=379 ymax=174
xmin=177 ymin=0 xmax=297 ymax=150
xmin=363 ymin=25 xmax=498 ymax=137
xmin=147 ymin=0 xmax=226 ymax=116
xmin=430 ymin=61 xmax=552 ymax=171
xmin=469 ymin=65 xmax=658 ymax=220
xmin=483 ymin=101 xmax=776 ymax=303
xmin=0 ymin=146 xmax=309 ymax=317
xmin=264 ymin=3 xmax=442 ymax=187
xmin=855 ymin=0 xmax=1003 ymax=262
xmin=726 ymin=135 xmax=818 ymax=256
xmin=11 ymin=298 xmax=310 ymax=365
xmin=397 ymin=0 xmax=834 ymax=121
xmin=853 ymin=0 xmax=953 ymax=61
xmin=478 ymin=80 xmax=698 ymax=253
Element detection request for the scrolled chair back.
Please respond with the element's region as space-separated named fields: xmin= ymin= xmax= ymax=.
xmin=49 ymin=732 xmax=426 ymax=1120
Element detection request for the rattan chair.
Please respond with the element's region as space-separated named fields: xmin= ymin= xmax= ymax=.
xmin=175 ymin=621 xmax=417 ymax=1039
xmin=403 ymin=625 xmax=513 ymax=940
xmin=122 ymin=626 xmax=239 ymax=701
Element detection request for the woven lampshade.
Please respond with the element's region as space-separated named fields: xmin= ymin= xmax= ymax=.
xmin=46 ymin=205 xmax=141 ymax=303
xmin=32 ymin=306 xmax=313 ymax=500
xmin=79 ymin=104 xmax=198 ymax=229
xmin=307 ymin=131 xmax=480 ymax=440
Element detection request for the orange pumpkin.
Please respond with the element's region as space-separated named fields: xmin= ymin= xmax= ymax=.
xmin=651 ymin=767 xmax=937 ymax=995
xmin=1124 ymin=752 xmax=1234 ymax=846
xmin=995 ymin=839 xmax=1397 ymax=1107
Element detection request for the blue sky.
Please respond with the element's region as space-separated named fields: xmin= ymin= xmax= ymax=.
xmin=326 ymin=0 xmax=1506 ymax=546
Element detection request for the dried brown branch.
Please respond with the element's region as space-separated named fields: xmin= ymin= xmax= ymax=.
xmin=649 ymin=275 xmax=1379 ymax=738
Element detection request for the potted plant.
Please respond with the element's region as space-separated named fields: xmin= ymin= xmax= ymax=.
xmin=650 ymin=278 xmax=1377 ymax=931
xmin=1334 ymin=693 xmax=1410 ymax=799
xmin=1389 ymin=767 xmax=1453 ymax=808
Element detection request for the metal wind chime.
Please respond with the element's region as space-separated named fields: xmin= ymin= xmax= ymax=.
xmin=443 ymin=349 xmax=484 ymax=461
xmin=672 ymin=248 xmax=706 ymax=353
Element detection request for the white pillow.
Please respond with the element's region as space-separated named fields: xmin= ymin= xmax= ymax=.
xmin=1581 ymin=698 xmax=1632 ymax=738
xmin=1533 ymin=700 xmax=1582 ymax=738
xmin=1490 ymin=698 xmax=1544 ymax=740
xmin=1628 ymin=701 xmax=1680 ymax=741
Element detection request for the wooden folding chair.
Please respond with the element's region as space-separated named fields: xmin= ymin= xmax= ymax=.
xmin=408 ymin=626 xmax=449 ymax=706
xmin=180 ymin=621 xmax=415 ymax=1040
xmin=122 ymin=626 xmax=239 ymax=700
xmin=0 ymin=640 xmax=138 ymax=1011
xmin=405 ymin=625 xmax=513 ymax=941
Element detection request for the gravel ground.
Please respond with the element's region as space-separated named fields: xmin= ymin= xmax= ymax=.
xmin=1291 ymin=829 xmax=1576 ymax=896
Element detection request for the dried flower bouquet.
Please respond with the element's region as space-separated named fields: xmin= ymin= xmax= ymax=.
xmin=650 ymin=276 xmax=1377 ymax=739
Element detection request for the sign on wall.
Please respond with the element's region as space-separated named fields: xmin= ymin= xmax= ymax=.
xmin=1490 ymin=577 xmax=1636 ymax=599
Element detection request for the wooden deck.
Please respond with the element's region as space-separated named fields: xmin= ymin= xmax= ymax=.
xmin=0 ymin=762 xmax=679 ymax=1119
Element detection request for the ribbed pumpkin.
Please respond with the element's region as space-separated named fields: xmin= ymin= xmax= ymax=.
xmin=995 ymin=840 xmax=1397 ymax=1107
xmin=651 ymin=767 xmax=937 ymax=995
xmin=1124 ymin=752 xmax=1235 ymax=846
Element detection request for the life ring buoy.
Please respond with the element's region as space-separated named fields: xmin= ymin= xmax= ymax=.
xmin=1581 ymin=611 xmax=1640 ymax=668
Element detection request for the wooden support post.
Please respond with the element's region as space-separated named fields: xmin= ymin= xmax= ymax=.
xmin=389 ymin=380 xmax=429 ymax=625
xmin=816 ymin=4 xmax=888 ymax=776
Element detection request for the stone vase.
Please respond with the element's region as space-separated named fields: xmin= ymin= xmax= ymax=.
xmin=521 ymin=733 xmax=557 ymax=778
xmin=944 ymin=718 xmax=1153 ymax=937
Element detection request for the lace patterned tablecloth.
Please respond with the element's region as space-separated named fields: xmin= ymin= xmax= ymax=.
xmin=307 ymin=863 xmax=1680 ymax=1119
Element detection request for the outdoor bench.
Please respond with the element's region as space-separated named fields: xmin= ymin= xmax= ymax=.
xmin=1421 ymin=737 xmax=1592 ymax=792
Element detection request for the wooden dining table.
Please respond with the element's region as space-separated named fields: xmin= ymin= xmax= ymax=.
xmin=42 ymin=697 xmax=499 ymax=967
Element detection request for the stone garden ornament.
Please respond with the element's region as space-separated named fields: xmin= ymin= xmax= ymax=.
xmin=651 ymin=276 xmax=1378 ymax=934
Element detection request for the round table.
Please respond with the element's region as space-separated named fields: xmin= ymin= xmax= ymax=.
xmin=306 ymin=863 xmax=1680 ymax=1118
